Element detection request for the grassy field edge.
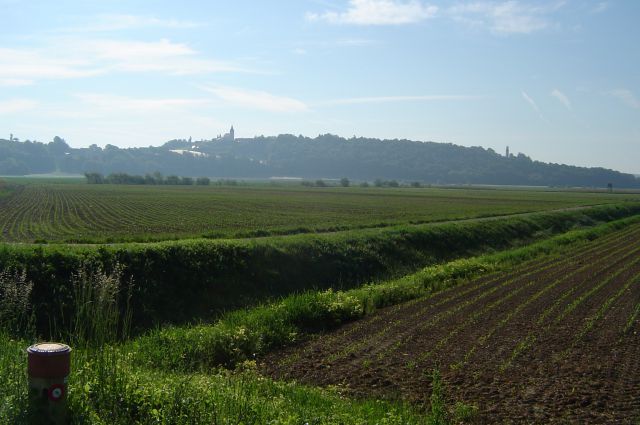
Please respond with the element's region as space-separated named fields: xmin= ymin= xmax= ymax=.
xmin=133 ymin=213 xmax=640 ymax=372
xmin=2 ymin=202 xmax=639 ymax=336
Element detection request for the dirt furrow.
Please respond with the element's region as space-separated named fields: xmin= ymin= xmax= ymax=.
xmin=261 ymin=223 xmax=640 ymax=423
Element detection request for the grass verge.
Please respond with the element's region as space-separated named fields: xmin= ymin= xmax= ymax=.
xmin=3 ymin=203 xmax=639 ymax=336
xmin=133 ymin=213 xmax=640 ymax=372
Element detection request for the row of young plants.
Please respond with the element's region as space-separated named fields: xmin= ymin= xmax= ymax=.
xmin=4 ymin=179 xmax=640 ymax=244
xmin=500 ymin=231 xmax=640 ymax=371
xmin=566 ymin=268 xmax=640 ymax=351
xmin=132 ymin=214 xmax=640 ymax=373
xmin=3 ymin=203 xmax=640 ymax=337
xmin=455 ymin=231 xmax=640 ymax=372
xmin=623 ymin=301 xmax=640 ymax=336
xmin=482 ymin=230 xmax=637 ymax=372
xmin=339 ymin=227 xmax=637 ymax=369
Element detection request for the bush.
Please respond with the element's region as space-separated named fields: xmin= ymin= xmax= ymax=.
xmin=0 ymin=268 xmax=33 ymax=337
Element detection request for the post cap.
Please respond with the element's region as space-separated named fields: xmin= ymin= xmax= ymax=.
xmin=27 ymin=343 xmax=71 ymax=356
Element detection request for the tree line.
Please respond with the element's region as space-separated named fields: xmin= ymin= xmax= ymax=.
xmin=2 ymin=134 xmax=638 ymax=188
xmin=85 ymin=172 xmax=211 ymax=186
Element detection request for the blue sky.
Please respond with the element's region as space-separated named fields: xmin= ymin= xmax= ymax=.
xmin=1 ymin=0 xmax=638 ymax=173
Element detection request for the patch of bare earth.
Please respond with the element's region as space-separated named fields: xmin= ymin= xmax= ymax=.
xmin=261 ymin=224 xmax=640 ymax=423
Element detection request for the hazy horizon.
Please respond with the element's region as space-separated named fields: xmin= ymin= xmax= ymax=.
xmin=1 ymin=0 xmax=639 ymax=173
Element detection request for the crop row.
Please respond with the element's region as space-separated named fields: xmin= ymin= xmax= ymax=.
xmin=1 ymin=182 xmax=640 ymax=243
xmin=324 ymin=224 xmax=640 ymax=367
xmin=262 ymin=220 xmax=640 ymax=423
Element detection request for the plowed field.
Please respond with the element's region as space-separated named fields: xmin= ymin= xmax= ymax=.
xmin=263 ymin=224 xmax=640 ymax=423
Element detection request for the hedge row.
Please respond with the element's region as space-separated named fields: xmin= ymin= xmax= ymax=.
xmin=1 ymin=203 xmax=639 ymax=335
xmin=134 ymin=213 xmax=640 ymax=371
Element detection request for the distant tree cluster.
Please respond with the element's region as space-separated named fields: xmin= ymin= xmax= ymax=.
xmin=2 ymin=134 xmax=639 ymax=188
xmin=374 ymin=179 xmax=400 ymax=188
xmin=300 ymin=178 xmax=422 ymax=189
xmin=301 ymin=180 xmax=328 ymax=187
xmin=85 ymin=172 xmax=210 ymax=186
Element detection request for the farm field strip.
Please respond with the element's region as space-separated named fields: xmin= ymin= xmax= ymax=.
xmin=334 ymin=231 xmax=639 ymax=365
xmin=289 ymin=226 xmax=632 ymax=366
xmin=467 ymin=234 xmax=640 ymax=371
xmin=413 ymin=240 xmax=640 ymax=367
xmin=262 ymin=222 xmax=640 ymax=422
xmin=475 ymin=238 xmax=640 ymax=366
xmin=285 ymin=224 xmax=640 ymax=368
xmin=500 ymin=247 xmax=640 ymax=370
xmin=567 ymin=269 xmax=640 ymax=351
xmin=1 ymin=183 xmax=638 ymax=243
xmin=500 ymin=260 xmax=640 ymax=422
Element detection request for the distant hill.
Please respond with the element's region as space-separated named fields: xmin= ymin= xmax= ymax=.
xmin=1 ymin=134 xmax=638 ymax=188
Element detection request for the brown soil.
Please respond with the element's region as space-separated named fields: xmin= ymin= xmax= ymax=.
xmin=261 ymin=224 xmax=640 ymax=424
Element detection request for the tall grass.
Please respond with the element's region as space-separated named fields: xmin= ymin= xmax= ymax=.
xmin=0 ymin=333 xmax=29 ymax=423
xmin=0 ymin=269 xmax=31 ymax=423
xmin=0 ymin=268 xmax=34 ymax=338
xmin=69 ymin=263 xmax=132 ymax=347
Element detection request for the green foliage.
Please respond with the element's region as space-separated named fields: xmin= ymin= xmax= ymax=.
xmin=0 ymin=334 xmax=29 ymax=423
xmin=2 ymin=134 xmax=640 ymax=187
xmin=1 ymin=182 xmax=639 ymax=243
xmin=452 ymin=402 xmax=478 ymax=423
xmin=428 ymin=369 xmax=447 ymax=425
xmin=0 ymin=332 xmax=427 ymax=424
xmin=2 ymin=203 xmax=639 ymax=338
xmin=69 ymin=263 xmax=132 ymax=347
xmin=86 ymin=172 xmax=201 ymax=185
xmin=132 ymin=213 xmax=640 ymax=372
xmin=0 ymin=269 xmax=34 ymax=338
xmin=3 ymin=217 xmax=639 ymax=424
xmin=195 ymin=176 xmax=210 ymax=185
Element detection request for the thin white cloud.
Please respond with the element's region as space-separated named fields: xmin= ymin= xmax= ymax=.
xmin=61 ymin=14 xmax=201 ymax=32
xmin=317 ymin=95 xmax=480 ymax=106
xmin=337 ymin=38 xmax=376 ymax=46
xmin=0 ymin=99 xmax=38 ymax=114
xmin=75 ymin=93 xmax=210 ymax=114
xmin=307 ymin=0 xmax=438 ymax=25
xmin=200 ymin=85 xmax=308 ymax=113
xmin=608 ymin=89 xmax=640 ymax=109
xmin=521 ymin=91 xmax=546 ymax=120
xmin=77 ymin=38 xmax=245 ymax=75
xmin=591 ymin=2 xmax=609 ymax=14
xmin=0 ymin=47 xmax=103 ymax=81
xmin=449 ymin=1 xmax=565 ymax=35
xmin=0 ymin=38 xmax=247 ymax=84
xmin=0 ymin=78 xmax=34 ymax=87
xmin=551 ymin=88 xmax=571 ymax=110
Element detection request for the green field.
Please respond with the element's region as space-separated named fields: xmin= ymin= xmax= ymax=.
xmin=3 ymin=214 xmax=640 ymax=424
xmin=2 ymin=178 xmax=640 ymax=423
xmin=1 ymin=180 xmax=639 ymax=243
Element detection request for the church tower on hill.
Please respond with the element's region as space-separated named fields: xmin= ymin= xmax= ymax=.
xmin=218 ymin=126 xmax=235 ymax=142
